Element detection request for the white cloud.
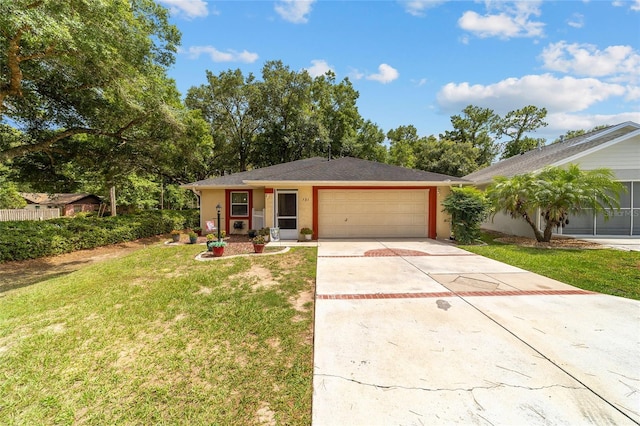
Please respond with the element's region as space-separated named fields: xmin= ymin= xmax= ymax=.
xmin=401 ymin=0 xmax=447 ymax=17
xmin=567 ymin=13 xmax=584 ymax=28
xmin=158 ymin=0 xmax=208 ymax=19
xmin=613 ymin=0 xmax=640 ymax=11
xmin=275 ymin=0 xmax=315 ymax=24
xmin=540 ymin=42 xmax=640 ymax=83
xmin=348 ymin=68 xmax=365 ymax=81
xmin=436 ymin=74 xmax=626 ymax=114
xmin=186 ymin=46 xmax=259 ymax=63
xmin=458 ymin=1 xmax=544 ymax=39
xmin=305 ymin=59 xmax=334 ymax=77
xmin=366 ymin=64 xmax=399 ymax=84
xmin=546 ymin=111 xmax=640 ymax=135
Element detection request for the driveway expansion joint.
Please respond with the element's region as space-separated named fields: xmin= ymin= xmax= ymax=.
xmin=316 ymin=373 xmax=585 ymax=393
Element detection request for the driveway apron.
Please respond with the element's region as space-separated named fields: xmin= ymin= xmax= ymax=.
xmin=312 ymin=239 xmax=640 ymax=425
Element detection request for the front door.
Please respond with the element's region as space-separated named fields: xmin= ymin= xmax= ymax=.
xmin=276 ymin=190 xmax=298 ymax=239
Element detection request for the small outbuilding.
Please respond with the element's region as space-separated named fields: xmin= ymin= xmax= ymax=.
xmin=20 ymin=193 xmax=102 ymax=216
xmin=182 ymin=157 xmax=467 ymax=240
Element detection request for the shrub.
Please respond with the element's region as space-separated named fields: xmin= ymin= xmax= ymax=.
xmin=0 ymin=210 xmax=199 ymax=262
xmin=441 ymin=187 xmax=490 ymax=244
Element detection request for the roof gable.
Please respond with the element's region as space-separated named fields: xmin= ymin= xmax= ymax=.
xmin=464 ymin=121 xmax=640 ymax=183
xmin=20 ymin=193 xmax=101 ymax=205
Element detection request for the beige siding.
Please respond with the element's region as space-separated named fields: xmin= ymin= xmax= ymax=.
xmin=569 ymin=135 xmax=640 ymax=180
xmin=200 ymin=189 xmax=226 ymax=234
xmin=482 ymin=211 xmax=537 ymax=238
xmin=436 ymin=186 xmax=452 ymax=240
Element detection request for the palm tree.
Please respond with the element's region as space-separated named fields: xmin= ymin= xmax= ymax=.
xmin=486 ymin=164 xmax=624 ymax=242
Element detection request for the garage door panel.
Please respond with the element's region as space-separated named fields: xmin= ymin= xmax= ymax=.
xmin=319 ymin=189 xmax=428 ymax=238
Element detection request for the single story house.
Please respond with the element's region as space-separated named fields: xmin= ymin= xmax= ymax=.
xmin=464 ymin=121 xmax=640 ymax=237
xmin=182 ymin=156 xmax=467 ymax=240
xmin=20 ymin=193 xmax=102 ymax=216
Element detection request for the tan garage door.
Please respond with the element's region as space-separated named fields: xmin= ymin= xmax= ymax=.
xmin=318 ymin=189 xmax=429 ymax=238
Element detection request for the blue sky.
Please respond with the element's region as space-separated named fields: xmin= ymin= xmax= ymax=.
xmin=160 ymin=0 xmax=640 ymax=141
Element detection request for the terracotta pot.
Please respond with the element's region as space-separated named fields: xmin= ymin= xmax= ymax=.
xmin=253 ymin=243 xmax=265 ymax=254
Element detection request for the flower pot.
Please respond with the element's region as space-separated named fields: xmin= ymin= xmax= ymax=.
xmin=253 ymin=243 xmax=265 ymax=254
xmin=304 ymin=234 xmax=312 ymax=241
xmin=172 ymin=234 xmax=180 ymax=243
xmin=212 ymin=246 xmax=225 ymax=257
xmin=189 ymin=236 xmax=198 ymax=244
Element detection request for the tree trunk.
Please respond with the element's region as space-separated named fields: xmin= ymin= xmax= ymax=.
xmin=110 ymin=186 xmax=117 ymax=217
xmin=521 ymin=213 xmax=545 ymax=242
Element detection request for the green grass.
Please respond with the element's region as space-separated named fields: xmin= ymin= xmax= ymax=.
xmin=0 ymin=244 xmax=317 ymax=425
xmin=461 ymin=233 xmax=640 ymax=300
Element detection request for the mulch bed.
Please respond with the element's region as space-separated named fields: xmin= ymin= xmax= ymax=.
xmin=171 ymin=234 xmax=257 ymax=256
xmin=484 ymin=231 xmax=603 ymax=249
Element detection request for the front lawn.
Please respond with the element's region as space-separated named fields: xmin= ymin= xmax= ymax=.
xmin=0 ymin=244 xmax=316 ymax=424
xmin=461 ymin=233 xmax=640 ymax=301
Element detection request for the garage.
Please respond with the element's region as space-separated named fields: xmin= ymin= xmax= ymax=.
xmin=318 ymin=189 xmax=429 ymax=238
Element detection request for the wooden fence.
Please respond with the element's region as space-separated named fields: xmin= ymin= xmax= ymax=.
xmin=0 ymin=209 xmax=60 ymax=222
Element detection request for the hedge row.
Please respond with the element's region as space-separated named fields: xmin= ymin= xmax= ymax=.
xmin=0 ymin=210 xmax=199 ymax=263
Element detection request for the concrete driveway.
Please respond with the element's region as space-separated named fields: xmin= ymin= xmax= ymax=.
xmin=312 ymin=239 xmax=640 ymax=425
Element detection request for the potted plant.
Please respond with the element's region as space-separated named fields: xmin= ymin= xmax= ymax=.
xmin=170 ymin=229 xmax=181 ymax=243
xmin=300 ymin=227 xmax=313 ymax=240
xmin=252 ymin=235 xmax=266 ymax=253
xmin=206 ymin=234 xmax=216 ymax=251
xmin=188 ymin=231 xmax=198 ymax=244
xmin=209 ymin=239 xmax=226 ymax=257
xmin=247 ymin=229 xmax=258 ymax=238
xmin=258 ymin=227 xmax=270 ymax=242
xmin=193 ymin=226 xmax=202 ymax=236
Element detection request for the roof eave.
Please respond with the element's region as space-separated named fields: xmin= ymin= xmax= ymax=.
xmin=242 ymin=180 xmax=467 ymax=186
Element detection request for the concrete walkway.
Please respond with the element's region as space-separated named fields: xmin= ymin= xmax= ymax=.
xmin=312 ymin=239 xmax=640 ymax=425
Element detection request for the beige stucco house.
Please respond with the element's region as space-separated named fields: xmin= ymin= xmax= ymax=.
xmin=182 ymin=157 xmax=467 ymax=240
xmin=464 ymin=121 xmax=640 ymax=237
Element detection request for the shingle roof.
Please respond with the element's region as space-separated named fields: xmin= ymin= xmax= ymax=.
xmin=464 ymin=121 xmax=640 ymax=183
xmin=183 ymin=157 xmax=466 ymax=188
xmin=20 ymin=193 xmax=100 ymax=205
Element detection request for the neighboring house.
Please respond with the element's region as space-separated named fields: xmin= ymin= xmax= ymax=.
xmin=464 ymin=121 xmax=640 ymax=237
xmin=182 ymin=157 xmax=467 ymax=240
xmin=20 ymin=193 xmax=102 ymax=216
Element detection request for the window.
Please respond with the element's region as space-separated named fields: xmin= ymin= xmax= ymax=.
xmin=230 ymin=192 xmax=248 ymax=217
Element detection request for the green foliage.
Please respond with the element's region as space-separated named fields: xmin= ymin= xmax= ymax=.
xmin=0 ymin=0 xmax=181 ymax=161
xmin=0 ymin=210 xmax=198 ymax=262
xmin=441 ymin=105 xmax=500 ymax=167
xmin=498 ymin=105 xmax=548 ymax=159
xmin=441 ymin=187 xmax=490 ymax=244
xmin=0 ymin=180 xmax=25 ymax=208
xmin=486 ymin=165 xmax=624 ymax=242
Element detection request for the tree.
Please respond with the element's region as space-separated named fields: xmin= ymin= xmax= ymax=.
xmin=498 ymin=106 xmax=548 ymax=159
xmin=341 ymin=120 xmax=387 ymax=162
xmin=415 ymin=137 xmax=479 ymax=177
xmin=486 ymin=165 xmax=624 ymax=242
xmin=387 ymin=125 xmax=419 ymax=168
xmin=0 ymin=0 xmax=181 ymax=162
xmin=312 ymin=72 xmax=362 ymax=158
xmin=442 ymin=105 xmax=499 ymax=167
xmin=254 ymin=61 xmax=321 ymax=166
xmin=186 ymin=69 xmax=260 ymax=173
